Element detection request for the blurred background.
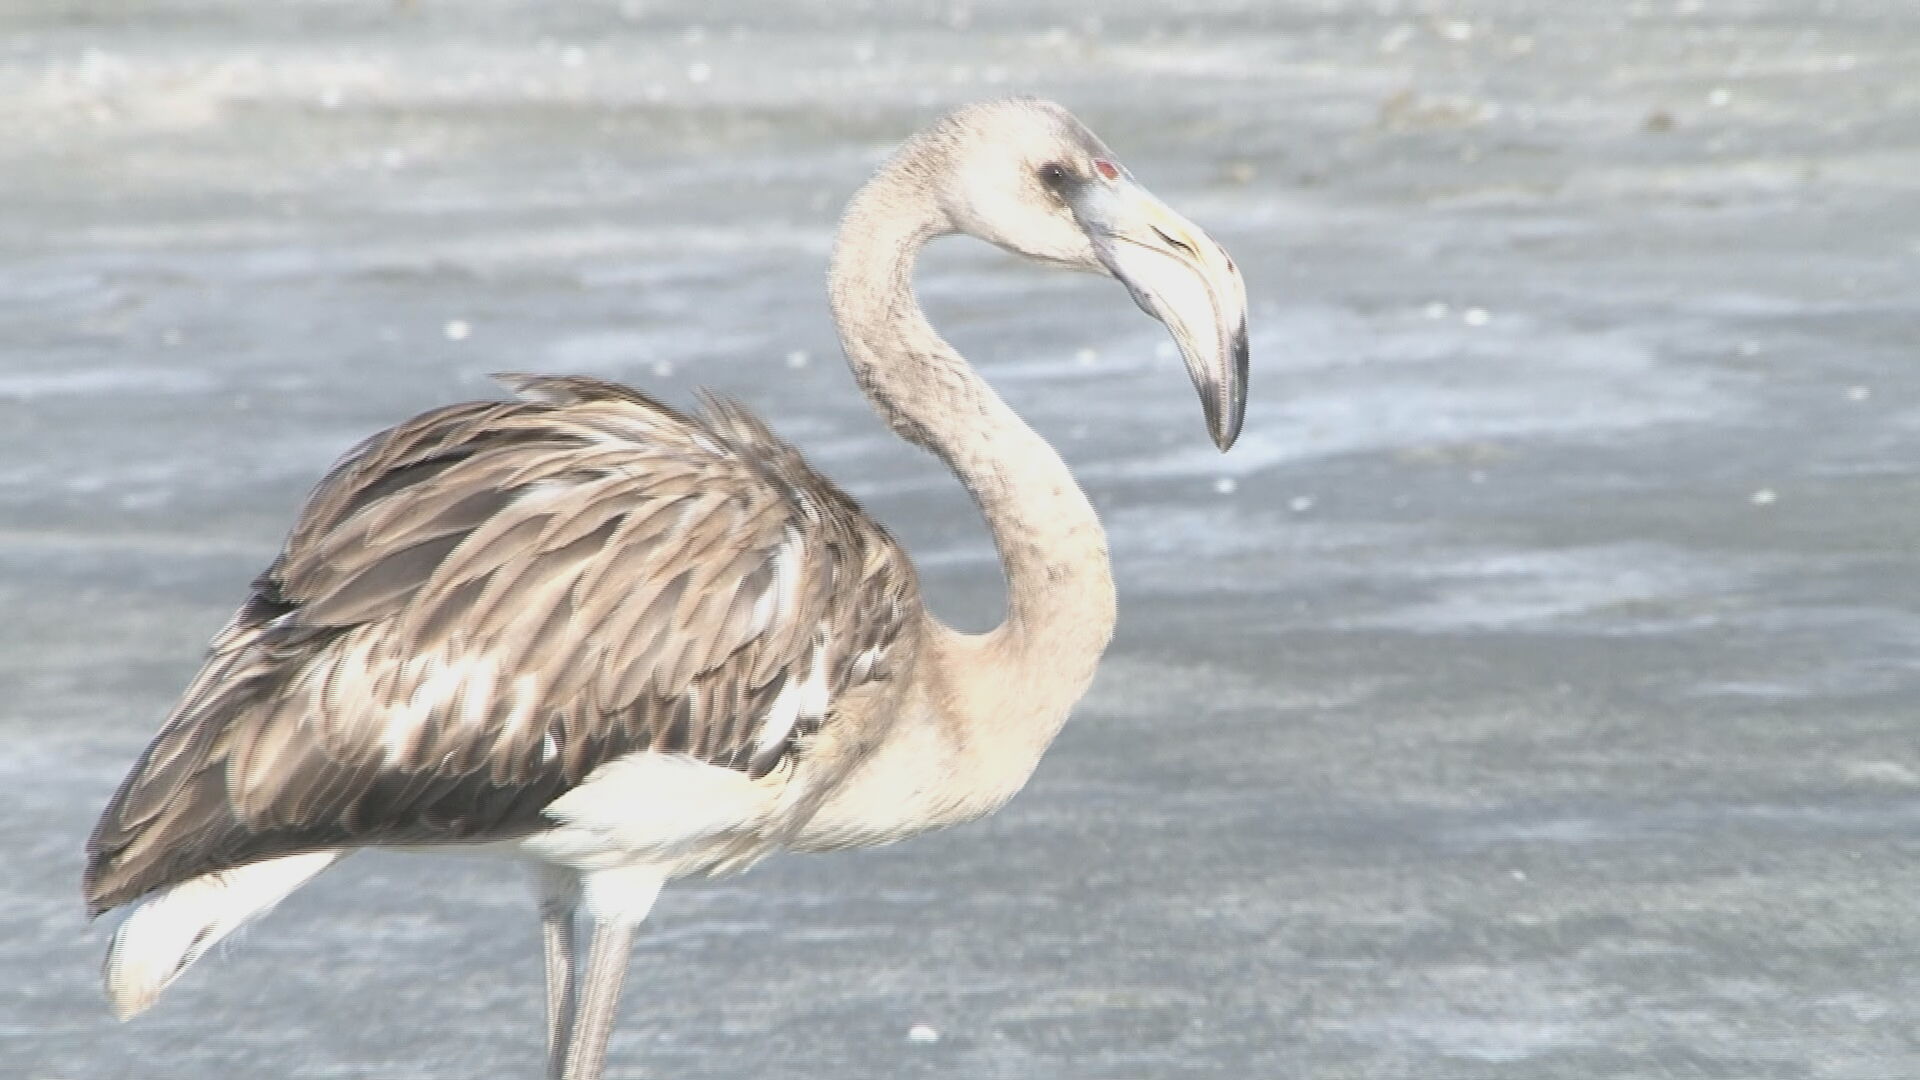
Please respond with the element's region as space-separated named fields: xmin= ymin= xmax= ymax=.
xmin=5 ymin=1 xmax=1920 ymax=1077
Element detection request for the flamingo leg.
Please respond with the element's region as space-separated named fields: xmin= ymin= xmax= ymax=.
xmin=534 ymin=866 xmax=583 ymax=1080
xmin=554 ymin=864 xmax=665 ymax=1080
xmin=541 ymin=906 xmax=580 ymax=1080
xmin=560 ymin=921 xmax=635 ymax=1080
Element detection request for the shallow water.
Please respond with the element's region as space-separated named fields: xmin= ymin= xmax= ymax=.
xmin=7 ymin=1 xmax=1920 ymax=1077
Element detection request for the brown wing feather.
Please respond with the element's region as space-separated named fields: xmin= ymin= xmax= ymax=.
xmin=84 ymin=375 xmax=920 ymax=915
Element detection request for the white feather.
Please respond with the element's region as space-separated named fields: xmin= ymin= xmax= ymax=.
xmin=102 ymin=850 xmax=343 ymax=1020
xmin=756 ymin=673 xmax=805 ymax=757
xmin=796 ymin=640 xmax=830 ymax=717
xmin=754 ymin=641 xmax=830 ymax=757
xmin=526 ymin=753 xmax=779 ymax=872
xmin=749 ymin=526 xmax=806 ymax=638
xmin=850 ymin=643 xmax=886 ymax=682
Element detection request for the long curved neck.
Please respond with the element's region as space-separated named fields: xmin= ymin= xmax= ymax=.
xmin=827 ymin=149 xmax=1117 ymax=754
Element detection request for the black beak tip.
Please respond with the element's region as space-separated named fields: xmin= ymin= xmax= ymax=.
xmin=1209 ymin=412 xmax=1242 ymax=453
xmin=1209 ymin=321 xmax=1249 ymax=452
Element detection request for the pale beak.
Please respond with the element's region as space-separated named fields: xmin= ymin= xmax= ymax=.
xmin=1070 ymin=174 xmax=1249 ymax=450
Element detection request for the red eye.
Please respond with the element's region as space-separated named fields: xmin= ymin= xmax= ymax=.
xmin=1093 ymin=159 xmax=1121 ymax=182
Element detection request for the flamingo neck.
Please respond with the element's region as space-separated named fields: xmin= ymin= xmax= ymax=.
xmin=826 ymin=149 xmax=1117 ymax=765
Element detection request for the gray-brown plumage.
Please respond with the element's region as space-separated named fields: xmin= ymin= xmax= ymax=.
xmin=86 ymin=375 xmax=916 ymax=915
xmin=84 ymin=98 xmax=1248 ymax=1080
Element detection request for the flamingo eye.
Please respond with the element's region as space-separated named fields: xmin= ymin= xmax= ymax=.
xmin=1093 ymin=158 xmax=1121 ymax=182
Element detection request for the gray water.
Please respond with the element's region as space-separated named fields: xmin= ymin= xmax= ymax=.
xmin=6 ymin=1 xmax=1920 ymax=1077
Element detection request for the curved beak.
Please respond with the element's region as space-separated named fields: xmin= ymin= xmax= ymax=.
xmin=1069 ymin=173 xmax=1249 ymax=451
